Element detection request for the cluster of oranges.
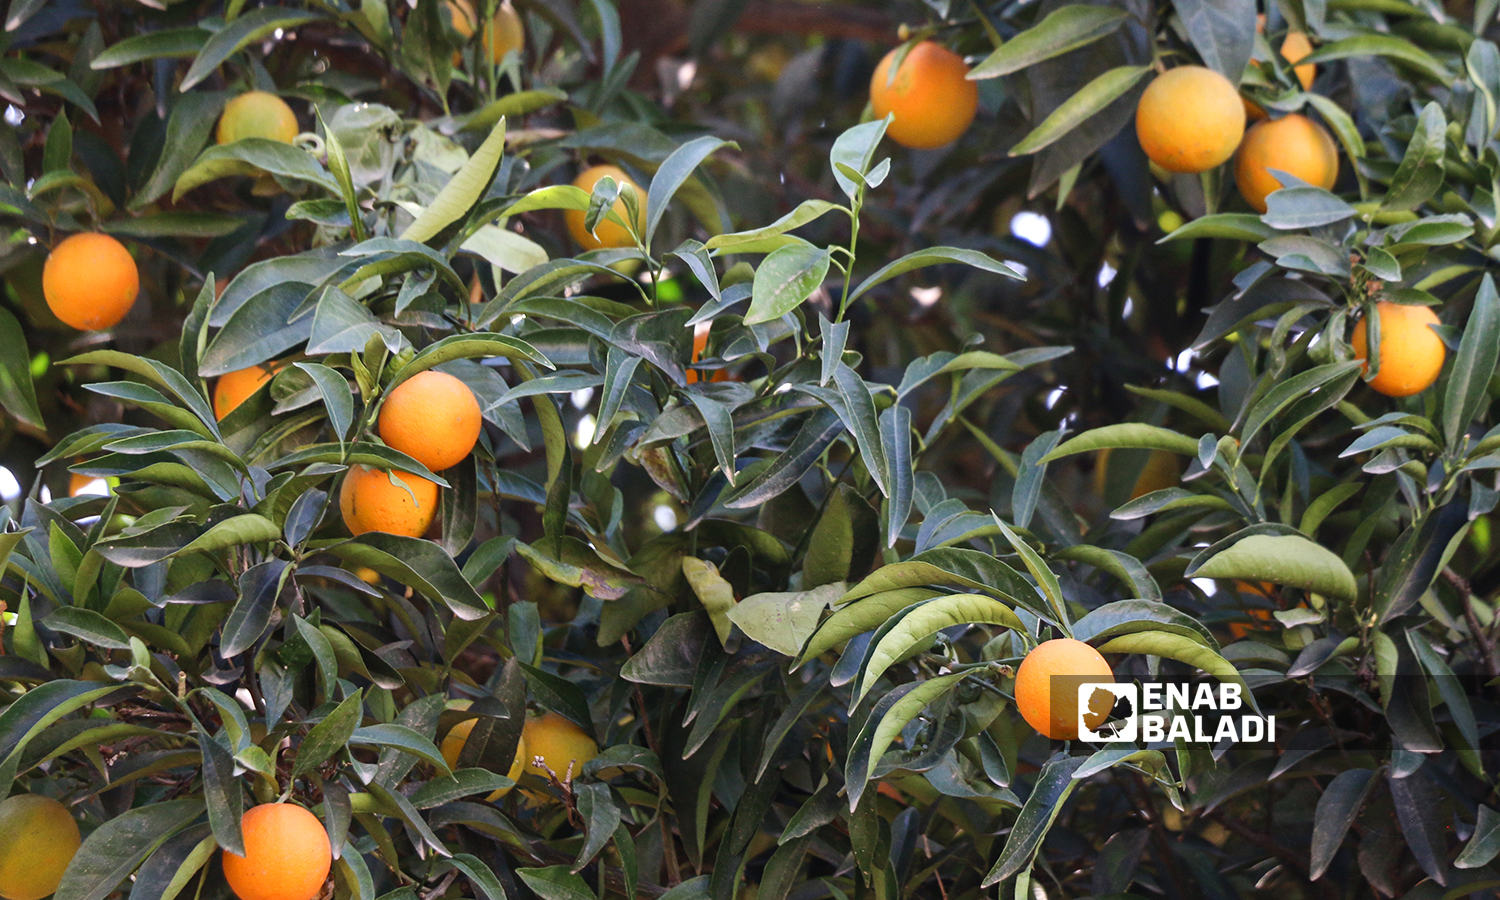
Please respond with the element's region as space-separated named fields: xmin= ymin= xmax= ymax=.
xmin=1134 ymin=52 xmax=1335 ymax=213
xmin=340 ymin=370 xmax=483 ymax=538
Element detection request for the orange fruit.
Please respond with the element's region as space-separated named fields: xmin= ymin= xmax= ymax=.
xmin=1013 ymin=638 xmax=1114 ymax=740
xmin=521 ymin=712 xmax=599 ymax=788
xmin=565 ymin=165 xmax=647 ymax=250
xmin=216 ymin=92 xmax=299 ymax=145
xmin=869 ymin=41 xmax=978 ymax=150
xmin=221 ymin=804 xmax=331 ymax=900
xmin=42 ymin=233 xmax=139 ymax=331
xmin=378 ymin=371 xmax=482 ymax=472
xmin=447 ymin=0 xmax=524 ymax=63
xmin=339 ymin=464 xmax=439 ymax=537
xmin=214 ymin=363 xmax=280 ymax=420
xmin=68 ymin=470 xmax=110 ymax=497
xmin=1351 ymin=301 xmax=1445 ymax=397
xmin=685 ymin=323 xmax=729 ymax=384
xmin=441 ymin=710 xmax=528 ymax=801
xmin=1234 ymin=113 xmax=1338 ymax=212
xmin=1281 ymin=31 xmax=1316 ymax=90
xmin=0 ymin=795 xmax=80 ymax=900
xmin=1135 ymin=66 xmax=1245 ymax=174
xmin=1227 ymin=580 xmax=1276 ymax=639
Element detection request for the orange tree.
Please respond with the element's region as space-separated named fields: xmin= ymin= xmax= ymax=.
xmin=0 ymin=0 xmax=1498 ymax=899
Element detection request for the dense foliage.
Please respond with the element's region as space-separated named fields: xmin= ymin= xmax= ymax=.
xmin=1 ymin=1 xmax=1499 ymax=899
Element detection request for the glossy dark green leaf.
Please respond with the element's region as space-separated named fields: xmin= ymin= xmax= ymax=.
xmin=182 ymin=7 xmax=324 ymax=89
xmin=293 ymin=691 xmax=363 ymax=777
xmin=54 ymin=800 xmax=205 ymax=900
xmin=970 ymin=5 xmax=1129 ymax=78
xmin=198 ymin=729 xmax=243 ymax=855
xmin=1443 ymin=275 xmax=1499 ymax=449
xmin=516 ymin=865 xmax=595 ymax=900
xmin=1173 ymin=0 xmax=1255 ymax=78
xmin=983 ymin=755 xmax=1084 ymax=885
xmin=327 ymin=533 xmax=490 ymax=619
xmin=1309 ymin=768 xmax=1375 ymax=880
xmin=222 ymin=559 xmax=289 ymax=657
xmin=1384 ymin=102 xmax=1446 ymax=210
xmin=1456 ymin=805 xmax=1500 ymax=869
xmin=1010 ymin=66 xmax=1152 ymax=156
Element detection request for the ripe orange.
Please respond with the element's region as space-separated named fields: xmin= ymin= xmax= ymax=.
xmin=685 ymin=323 xmax=729 ymax=384
xmin=378 ymin=371 xmax=482 ymax=472
xmin=565 ymin=165 xmax=647 ymax=250
xmin=1135 ymin=66 xmax=1245 ymax=174
xmin=1281 ymin=31 xmax=1316 ymax=90
xmin=447 ymin=0 xmax=524 ymax=63
xmin=1013 ymin=638 xmax=1114 ymax=740
xmin=1234 ymin=113 xmax=1338 ymax=212
xmin=68 ymin=470 xmax=109 ymax=497
xmin=214 ymin=363 xmax=280 ymax=420
xmin=42 ymin=233 xmax=139 ymax=331
xmin=521 ymin=712 xmax=599 ymax=787
xmin=441 ymin=711 xmax=528 ymax=801
xmin=1351 ymin=301 xmax=1445 ymax=397
xmin=339 ymin=464 xmax=439 ymax=537
xmin=0 ymin=795 xmax=80 ymax=900
xmin=1227 ymin=580 xmax=1276 ymax=640
xmin=216 ymin=92 xmax=299 ymax=145
xmin=221 ymin=804 xmax=331 ymax=900
xmin=869 ymin=41 xmax=978 ymax=150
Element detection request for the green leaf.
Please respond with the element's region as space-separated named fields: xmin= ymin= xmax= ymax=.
xmin=1262 ymin=188 xmax=1358 ymax=229
xmin=328 ymin=534 xmax=490 ymax=619
xmin=1301 ymin=34 xmax=1451 ymax=82
xmin=1009 ymin=66 xmax=1152 ymax=156
xmin=682 ymin=558 xmax=736 ymax=646
xmin=727 ymin=583 xmax=841 ymax=657
xmin=0 ymin=307 xmax=43 ymax=429
xmin=744 ymin=243 xmax=831 ymax=325
xmin=646 ymin=135 xmax=735 ymax=246
xmin=131 ymin=92 xmax=228 ymax=209
xmin=983 ymin=756 xmax=1084 ymax=885
xmin=1039 ymin=423 xmax=1199 ymax=462
xmin=293 ymin=691 xmax=363 ymax=778
xmin=43 ymin=607 xmax=130 ymax=650
xmin=1188 ymin=533 xmax=1358 ymax=601
xmin=198 ymin=729 xmax=243 ymax=856
xmin=103 ymin=212 xmax=246 ymax=238
xmin=1053 ymin=545 xmax=1162 ymax=602
xmin=222 ymin=560 xmax=289 ymax=657
xmin=1173 ymin=0 xmax=1256 ymax=79
xmin=92 ymin=28 xmax=210 ymax=68
xmin=852 ymin=594 xmax=1023 ymax=706
xmin=705 ymin=200 xmax=843 ymax=251
xmin=1158 ymin=213 xmax=1277 ymax=243
xmin=1456 ymin=805 xmax=1500 ymax=869
xmin=849 ymin=247 xmax=1023 ymax=303
xmin=968 ymin=6 xmax=1129 ymax=78
xmin=174 ymin=139 xmax=338 ymax=200
xmin=829 ymin=118 xmax=888 ymax=201
xmin=1309 ymin=768 xmax=1375 ymax=880
xmin=54 ymin=801 xmax=206 ymax=900
xmin=516 ymin=866 xmax=594 ymax=900
xmin=1093 ymin=631 xmax=1251 ymax=699
xmin=400 ymin=120 xmax=507 ymax=244
xmin=846 ymin=673 xmax=965 ymax=807
xmin=350 ymin=724 xmax=452 ymax=774
xmin=1072 ymin=599 xmax=1217 ymax=647
xmin=182 ymin=7 xmax=323 ymax=90
xmin=1443 ymin=275 xmax=1500 ymax=449
xmin=174 ymin=514 xmax=280 ymax=557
